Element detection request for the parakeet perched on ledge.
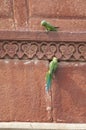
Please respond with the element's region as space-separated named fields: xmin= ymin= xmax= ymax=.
xmin=46 ymin=57 xmax=58 ymax=92
xmin=41 ymin=20 xmax=59 ymax=31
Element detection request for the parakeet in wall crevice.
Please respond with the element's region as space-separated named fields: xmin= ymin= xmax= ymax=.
xmin=45 ymin=57 xmax=58 ymax=92
xmin=41 ymin=20 xmax=59 ymax=32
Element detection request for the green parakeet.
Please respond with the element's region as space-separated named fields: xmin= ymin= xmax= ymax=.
xmin=41 ymin=20 xmax=59 ymax=31
xmin=46 ymin=57 xmax=58 ymax=92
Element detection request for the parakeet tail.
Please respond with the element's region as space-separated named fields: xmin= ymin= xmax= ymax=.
xmin=45 ymin=72 xmax=52 ymax=92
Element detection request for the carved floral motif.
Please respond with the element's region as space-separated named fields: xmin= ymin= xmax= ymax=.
xmin=0 ymin=40 xmax=85 ymax=61
xmin=78 ymin=43 xmax=86 ymax=59
xmin=4 ymin=41 xmax=18 ymax=58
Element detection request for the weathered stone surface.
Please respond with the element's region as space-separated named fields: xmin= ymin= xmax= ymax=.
xmin=0 ymin=0 xmax=85 ymax=124
xmin=0 ymin=0 xmax=13 ymax=18
xmin=29 ymin=0 xmax=58 ymax=18
xmin=57 ymin=0 xmax=86 ymax=18
xmin=13 ymin=0 xmax=28 ymax=30
xmin=0 ymin=18 xmax=15 ymax=30
xmin=29 ymin=0 xmax=86 ymax=18
xmin=52 ymin=62 xmax=86 ymax=123
xmin=0 ymin=59 xmax=49 ymax=122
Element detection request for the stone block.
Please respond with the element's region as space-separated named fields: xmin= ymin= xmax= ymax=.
xmin=13 ymin=0 xmax=28 ymax=30
xmin=52 ymin=62 xmax=86 ymax=123
xmin=29 ymin=0 xmax=86 ymax=18
xmin=0 ymin=18 xmax=14 ymax=30
xmin=29 ymin=0 xmax=58 ymax=18
xmin=0 ymin=59 xmax=50 ymax=122
xmin=0 ymin=0 xmax=13 ymax=18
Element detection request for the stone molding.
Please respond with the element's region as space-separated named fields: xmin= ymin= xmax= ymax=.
xmin=0 ymin=31 xmax=86 ymax=61
xmin=0 ymin=40 xmax=86 ymax=61
xmin=0 ymin=122 xmax=86 ymax=130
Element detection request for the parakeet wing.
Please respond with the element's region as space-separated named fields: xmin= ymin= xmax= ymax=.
xmin=49 ymin=58 xmax=58 ymax=73
xmin=53 ymin=61 xmax=58 ymax=72
xmin=49 ymin=61 xmax=55 ymax=74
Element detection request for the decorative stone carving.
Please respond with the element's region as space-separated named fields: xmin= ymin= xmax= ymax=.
xmin=4 ymin=42 xmax=18 ymax=58
xmin=22 ymin=42 xmax=38 ymax=58
xmin=0 ymin=40 xmax=85 ymax=61
xmin=78 ymin=43 xmax=86 ymax=59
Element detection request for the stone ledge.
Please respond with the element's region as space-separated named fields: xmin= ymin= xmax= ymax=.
xmin=0 ymin=122 xmax=86 ymax=130
xmin=0 ymin=31 xmax=86 ymax=61
xmin=0 ymin=31 xmax=86 ymax=42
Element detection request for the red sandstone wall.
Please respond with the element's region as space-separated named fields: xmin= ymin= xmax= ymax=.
xmin=0 ymin=60 xmax=85 ymax=122
xmin=0 ymin=0 xmax=86 ymax=32
xmin=0 ymin=0 xmax=86 ymax=123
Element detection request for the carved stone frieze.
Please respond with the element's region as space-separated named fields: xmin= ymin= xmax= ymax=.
xmin=0 ymin=40 xmax=86 ymax=61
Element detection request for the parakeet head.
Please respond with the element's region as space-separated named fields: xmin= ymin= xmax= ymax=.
xmin=53 ymin=57 xmax=58 ymax=63
xmin=41 ymin=20 xmax=47 ymax=26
